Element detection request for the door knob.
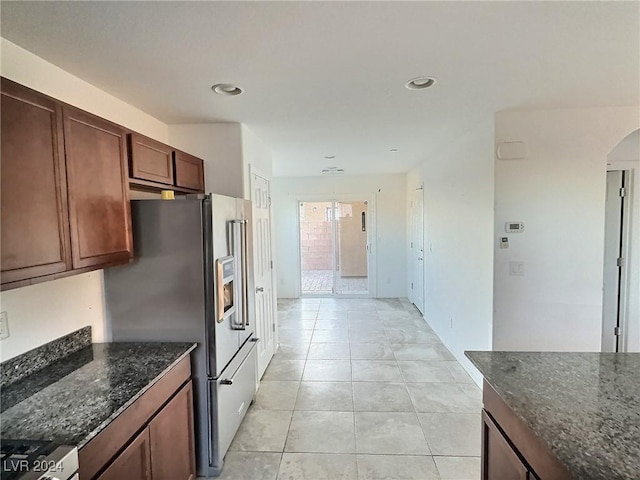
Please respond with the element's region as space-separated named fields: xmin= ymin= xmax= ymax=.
xmin=256 ymin=287 xmax=264 ymax=292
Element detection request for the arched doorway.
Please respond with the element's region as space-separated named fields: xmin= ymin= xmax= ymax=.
xmin=602 ymin=129 xmax=639 ymax=352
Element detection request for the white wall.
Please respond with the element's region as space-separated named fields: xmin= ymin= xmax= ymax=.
xmin=494 ymin=107 xmax=640 ymax=352
xmin=242 ymin=124 xmax=273 ymax=194
xmin=0 ymin=273 xmax=106 ymax=361
xmin=273 ymin=174 xmax=407 ymax=298
xmin=607 ymin=129 xmax=640 ymax=352
xmin=0 ymin=39 xmax=168 ymax=141
xmin=0 ymin=38 xmax=169 ymax=361
xmin=168 ymin=123 xmax=244 ymax=198
xmin=169 ymin=124 xmax=274 ymax=202
xmin=407 ymin=119 xmax=495 ymax=384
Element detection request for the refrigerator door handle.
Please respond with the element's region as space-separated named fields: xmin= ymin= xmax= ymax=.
xmin=240 ymin=220 xmax=250 ymax=328
xmin=231 ymin=220 xmax=246 ymax=331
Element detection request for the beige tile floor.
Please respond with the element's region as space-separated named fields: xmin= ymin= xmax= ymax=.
xmin=220 ymin=298 xmax=481 ymax=480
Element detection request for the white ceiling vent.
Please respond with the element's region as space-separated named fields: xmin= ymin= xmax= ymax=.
xmin=321 ymin=167 xmax=345 ymax=175
xmin=497 ymin=141 xmax=529 ymax=160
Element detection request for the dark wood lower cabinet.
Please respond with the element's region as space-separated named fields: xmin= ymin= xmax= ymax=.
xmin=97 ymin=428 xmax=152 ymax=480
xmin=79 ymin=357 xmax=195 ymax=480
xmin=481 ymin=381 xmax=571 ymax=480
xmin=149 ymin=381 xmax=196 ymax=480
xmin=482 ymin=410 xmax=531 ymax=480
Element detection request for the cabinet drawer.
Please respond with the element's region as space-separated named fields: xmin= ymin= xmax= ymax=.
xmin=174 ymin=150 xmax=204 ymax=191
xmin=213 ymin=344 xmax=257 ymax=463
xmin=129 ymin=133 xmax=174 ymax=185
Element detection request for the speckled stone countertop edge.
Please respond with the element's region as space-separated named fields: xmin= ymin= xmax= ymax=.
xmin=464 ymin=351 xmax=545 ymax=435
xmin=76 ymin=342 xmax=197 ymax=449
xmin=464 ymin=351 xmax=567 ymax=473
xmin=464 ymin=352 xmax=533 ymax=428
xmin=464 ymin=351 xmax=640 ymax=480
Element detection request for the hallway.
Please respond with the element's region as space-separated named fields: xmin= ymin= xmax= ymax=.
xmin=301 ymin=270 xmax=368 ymax=294
xmin=220 ymin=298 xmax=481 ymax=480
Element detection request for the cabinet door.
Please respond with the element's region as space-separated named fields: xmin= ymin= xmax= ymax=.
xmin=149 ymin=381 xmax=196 ymax=480
xmin=97 ymin=427 xmax=152 ymax=480
xmin=63 ymin=106 xmax=133 ymax=269
xmin=482 ymin=410 xmax=530 ymax=480
xmin=174 ymin=150 xmax=204 ymax=192
xmin=129 ymin=133 xmax=174 ymax=185
xmin=1 ymin=78 xmax=72 ymax=284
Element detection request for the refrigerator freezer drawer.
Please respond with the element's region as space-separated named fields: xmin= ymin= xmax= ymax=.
xmin=212 ymin=340 xmax=257 ymax=470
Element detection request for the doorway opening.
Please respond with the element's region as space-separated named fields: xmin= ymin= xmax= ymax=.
xmin=602 ymin=171 xmax=629 ymax=352
xmin=408 ymin=186 xmax=425 ymax=314
xmin=298 ymin=198 xmax=372 ymax=296
xmin=602 ymin=128 xmax=639 ymax=353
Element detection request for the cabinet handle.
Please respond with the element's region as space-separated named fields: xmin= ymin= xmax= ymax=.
xmin=256 ymin=286 xmax=264 ymax=292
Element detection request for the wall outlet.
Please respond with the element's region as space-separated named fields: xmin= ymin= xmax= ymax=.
xmin=0 ymin=311 xmax=10 ymax=340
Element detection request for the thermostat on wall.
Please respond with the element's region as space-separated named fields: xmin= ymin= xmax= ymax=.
xmin=505 ymin=222 xmax=525 ymax=233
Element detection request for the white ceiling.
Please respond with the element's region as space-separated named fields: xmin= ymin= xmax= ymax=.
xmin=1 ymin=1 xmax=638 ymax=177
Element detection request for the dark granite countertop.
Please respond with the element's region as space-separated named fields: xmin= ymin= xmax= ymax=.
xmin=1 ymin=342 xmax=196 ymax=448
xmin=466 ymin=351 xmax=640 ymax=480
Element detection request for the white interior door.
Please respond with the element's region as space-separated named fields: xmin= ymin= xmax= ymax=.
xmin=409 ymin=188 xmax=425 ymax=313
xmin=251 ymin=170 xmax=276 ymax=379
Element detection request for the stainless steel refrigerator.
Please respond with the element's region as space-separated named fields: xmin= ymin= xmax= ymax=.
xmin=104 ymin=194 xmax=258 ymax=477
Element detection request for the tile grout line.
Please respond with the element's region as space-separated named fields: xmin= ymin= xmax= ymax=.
xmin=276 ymin=305 xmax=318 ymax=478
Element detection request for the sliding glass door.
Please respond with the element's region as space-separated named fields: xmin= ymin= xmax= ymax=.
xmin=299 ymin=197 xmax=372 ymax=296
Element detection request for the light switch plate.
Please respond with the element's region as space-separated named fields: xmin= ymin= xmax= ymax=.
xmin=509 ymin=261 xmax=525 ymax=276
xmin=0 ymin=311 xmax=9 ymax=340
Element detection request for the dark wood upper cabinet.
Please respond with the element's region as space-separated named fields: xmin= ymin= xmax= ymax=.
xmin=1 ymin=78 xmax=134 ymax=289
xmin=174 ymin=150 xmax=205 ymax=192
xmin=0 ymin=78 xmax=72 ymax=284
xmin=129 ymin=133 xmax=174 ymax=185
xmin=149 ymin=381 xmax=196 ymax=480
xmin=63 ymin=106 xmax=133 ymax=269
xmin=1 ymin=78 xmax=207 ymax=289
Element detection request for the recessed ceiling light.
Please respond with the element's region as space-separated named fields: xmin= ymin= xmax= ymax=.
xmin=389 ymin=148 xmax=398 ymax=152
xmin=212 ymin=83 xmax=243 ymax=96
xmin=324 ymin=155 xmax=336 ymax=159
xmin=405 ymin=76 xmax=436 ymax=90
